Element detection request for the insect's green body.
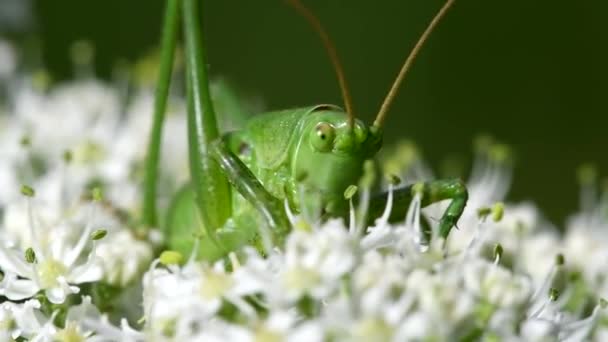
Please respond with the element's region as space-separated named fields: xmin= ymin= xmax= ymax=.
xmin=165 ymin=105 xmax=382 ymax=260
xmin=146 ymin=0 xmax=467 ymax=262
xmin=236 ymin=105 xmax=381 ymax=214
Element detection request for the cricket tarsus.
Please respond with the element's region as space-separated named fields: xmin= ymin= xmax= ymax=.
xmin=286 ymin=0 xmax=355 ymax=127
xmin=142 ymin=0 xmax=180 ymax=227
xmin=374 ymin=0 xmax=457 ymax=127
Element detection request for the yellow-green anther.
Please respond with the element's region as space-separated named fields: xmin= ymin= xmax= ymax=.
xmin=548 ymin=288 xmax=559 ymax=302
xmin=555 ymin=253 xmax=565 ymax=266
xmin=25 ymin=248 xmax=36 ymax=264
xmin=477 ymin=206 xmax=491 ymax=219
xmin=600 ymin=298 xmax=607 ymax=309
xmin=76 ymin=140 xmax=106 ymax=163
xmin=412 ymin=182 xmax=425 ymax=196
xmin=489 ymin=144 xmax=511 ymax=163
xmin=569 ymin=271 xmax=582 ymax=282
xmin=493 ymin=243 xmax=503 ymax=261
xmin=254 ymin=327 xmax=284 ymax=342
xmin=63 ymin=150 xmax=73 ymax=164
xmin=92 ymin=187 xmax=103 ymax=201
xmin=20 ymin=185 xmax=35 ymax=197
xmin=159 ymin=250 xmax=184 ymax=266
xmin=387 ymin=174 xmax=401 ymax=186
xmin=492 ymin=202 xmax=504 ymax=222
xmin=160 ymin=318 xmax=177 ymax=338
xmin=20 ymin=135 xmax=31 ymax=147
xmin=295 ymin=220 xmax=312 ymax=232
xmin=91 ymin=229 xmax=108 ymax=241
xmin=344 ymin=185 xmax=358 ymax=200
xmin=577 ymin=163 xmax=597 ymax=185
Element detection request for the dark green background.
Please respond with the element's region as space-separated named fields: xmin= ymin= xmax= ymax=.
xmin=13 ymin=0 xmax=608 ymax=225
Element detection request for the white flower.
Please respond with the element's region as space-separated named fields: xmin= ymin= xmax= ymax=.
xmin=96 ymin=229 xmax=153 ymax=287
xmin=563 ymin=205 xmax=608 ymax=292
xmin=0 ymin=193 xmax=103 ymax=303
xmin=16 ymin=296 xmax=144 ymax=342
xmin=170 ymin=317 xmax=250 ymax=342
xmin=521 ymin=319 xmax=558 ymax=341
xmin=64 ymin=296 xmax=143 ymax=342
xmin=142 ymin=254 xmax=260 ymax=337
xmin=0 ymin=299 xmax=46 ymax=340
xmin=279 ymin=220 xmax=357 ymax=301
xmin=462 ymin=258 xmax=532 ymax=307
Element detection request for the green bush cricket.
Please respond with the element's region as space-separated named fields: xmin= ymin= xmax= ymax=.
xmin=142 ymin=0 xmax=468 ymax=261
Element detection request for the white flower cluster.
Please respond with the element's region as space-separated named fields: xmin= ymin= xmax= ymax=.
xmin=136 ymin=205 xmax=607 ymax=341
xmin=0 ymin=39 xmax=606 ymax=341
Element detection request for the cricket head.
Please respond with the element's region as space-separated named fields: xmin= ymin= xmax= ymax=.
xmin=291 ymin=109 xmax=381 ymax=216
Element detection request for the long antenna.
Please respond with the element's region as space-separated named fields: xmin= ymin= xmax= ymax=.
xmin=374 ymin=0 xmax=456 ymax=127
xmin=286 ymin=0 xmax=355 ymax=127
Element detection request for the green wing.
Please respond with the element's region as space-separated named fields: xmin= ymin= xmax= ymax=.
xmin=244 ymin=105 xmax=340 ymax=169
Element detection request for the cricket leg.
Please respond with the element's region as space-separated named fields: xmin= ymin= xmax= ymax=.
xmin=163 ymin=135 xmax=290 ymax=260
xmin=164 ymin=0 xmax=273 ymax=261
xmin=182 ymin=0 xmax=232 ymax=241
xmin=142 ymin=0 xmax=180 ymax=228
xmin=210 ymin=138 xmax=291 ymax=246
xmin=367 ymin=179 xmax=468 ymax=239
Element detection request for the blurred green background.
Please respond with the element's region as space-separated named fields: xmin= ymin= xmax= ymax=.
xmin=5 ymin=0 xmax=608 ymax=225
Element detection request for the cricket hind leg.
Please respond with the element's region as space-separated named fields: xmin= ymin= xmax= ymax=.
xmin=367 ymin=179 xmax=468 ymax=239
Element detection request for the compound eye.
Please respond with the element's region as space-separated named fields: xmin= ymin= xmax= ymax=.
xmin=311 ymin=122 xmax=335 ymax=152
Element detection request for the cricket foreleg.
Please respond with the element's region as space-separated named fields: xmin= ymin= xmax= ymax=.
xmin=367 ymin=179 xmax=468 ymax=239
xmin=210 ymin=139 xmax=291 ymax=245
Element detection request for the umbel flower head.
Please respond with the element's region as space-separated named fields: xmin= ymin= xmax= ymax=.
xmin=136 ymin=178 xmax=607 ymax=341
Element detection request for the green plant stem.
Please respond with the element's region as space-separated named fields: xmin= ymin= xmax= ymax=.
xmin=183 ymin=0 xmax=232 ymax=237
xmin=142 ymin=0 xmax=180 ymax=228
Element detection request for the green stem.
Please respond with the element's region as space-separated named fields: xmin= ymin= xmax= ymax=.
xmin=183 ymin=0 xmax=232 ymax=236
xmin=142 ymin=0 xmax=180 ymax=227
